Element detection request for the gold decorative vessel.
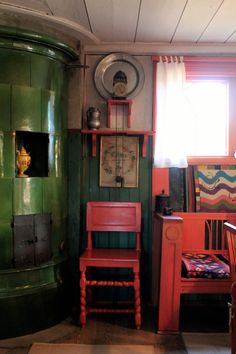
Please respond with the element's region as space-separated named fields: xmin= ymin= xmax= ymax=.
xmin=16 ymin=146 xmax=31 ymax=177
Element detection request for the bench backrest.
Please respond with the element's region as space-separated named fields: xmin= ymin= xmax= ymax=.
xmin=175 ymin=212 xmax=236 ymax=255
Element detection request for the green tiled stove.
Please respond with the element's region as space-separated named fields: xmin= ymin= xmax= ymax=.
xmin=0 ymin=26 xmax=78 ymax=339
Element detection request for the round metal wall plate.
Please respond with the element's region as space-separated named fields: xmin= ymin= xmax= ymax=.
xmin=94 ymin=53 xmax=145 ymax=99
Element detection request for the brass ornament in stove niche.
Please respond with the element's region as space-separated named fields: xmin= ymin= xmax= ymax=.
xmin=16 ymin=146 xmax=31 ymax=177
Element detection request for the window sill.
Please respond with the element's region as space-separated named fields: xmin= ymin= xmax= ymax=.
xmin=187 ymin=156 xmax=236 ymax=165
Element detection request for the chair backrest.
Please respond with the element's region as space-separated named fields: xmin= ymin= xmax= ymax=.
xmin=86 ymin=201 xmax=141 ymax=251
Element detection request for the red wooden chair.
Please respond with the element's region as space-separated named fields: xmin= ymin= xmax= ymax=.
xmin=79 ymin=201 xmax=142 ymax=329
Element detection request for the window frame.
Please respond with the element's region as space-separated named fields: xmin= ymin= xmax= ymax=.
xmin=152 ymin=56 xmax=236 ymax=165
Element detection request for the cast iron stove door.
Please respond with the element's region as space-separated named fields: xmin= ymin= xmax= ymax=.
xmin=34 ymin=213 xmax=52 ymax=265
xmin=13 ymin=215 xmax=35 ymax=267
xmin=13 ymin=213 xmax=52 ymax=268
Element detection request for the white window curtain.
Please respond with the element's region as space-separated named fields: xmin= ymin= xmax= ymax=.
xmin=154 ymin=56 xmax=188 ymax=168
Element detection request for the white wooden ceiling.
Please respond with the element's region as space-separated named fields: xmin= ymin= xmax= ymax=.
xmin=1 ymin=0 xmax=236 ymax=51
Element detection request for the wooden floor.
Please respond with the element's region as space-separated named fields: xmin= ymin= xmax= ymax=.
xmin=0 ymin=302 xmax=230 ymax=354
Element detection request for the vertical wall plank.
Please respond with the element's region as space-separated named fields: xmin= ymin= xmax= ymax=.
xmin=68 ymin=131 xmax=82 ymax=306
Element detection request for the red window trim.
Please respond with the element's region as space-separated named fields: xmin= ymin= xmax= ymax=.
xmin=152 ymin=56 xmax=236 ymax=78
xmin=152 ymin=56 xmax=236 ymax=63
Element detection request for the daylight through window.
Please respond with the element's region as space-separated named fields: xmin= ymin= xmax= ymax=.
xmin=183 ymin=80 xmax=228 ymax=157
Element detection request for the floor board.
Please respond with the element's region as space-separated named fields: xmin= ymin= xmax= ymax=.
xmin=0 ymin=304 xmax=231 ymax=354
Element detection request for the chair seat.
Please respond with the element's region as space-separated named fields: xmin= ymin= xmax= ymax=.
xmin=80 ymin=249 xmax=140 ymax=269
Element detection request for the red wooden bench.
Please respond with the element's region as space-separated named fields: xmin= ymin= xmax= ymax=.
xmin=224 ymin=222 xmax=236 ymax=354
xmin=79 ymin=201 xmax=142 ymax=329
xmin=152 ymin=212 xmax=236 ymax=333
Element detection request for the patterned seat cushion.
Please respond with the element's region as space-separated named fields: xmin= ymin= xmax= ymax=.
xmin=181 ymin=253 xmax=230 ymax=279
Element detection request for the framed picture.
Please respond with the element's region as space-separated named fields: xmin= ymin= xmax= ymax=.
xmin=100 ymin=136 xmax=139 ymax=188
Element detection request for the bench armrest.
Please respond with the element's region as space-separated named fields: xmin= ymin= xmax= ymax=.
xmin=225 ymin=222 xmax=236 ymax=280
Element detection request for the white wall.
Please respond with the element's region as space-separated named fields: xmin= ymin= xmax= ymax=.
xmin=68 ymin=52 xmax=154 ymax=131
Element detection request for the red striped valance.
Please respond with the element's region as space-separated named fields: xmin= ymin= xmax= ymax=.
xmin=152 ymin=55 xmax=236 ymax=78
xmin=151 ymin=56 xmax=183 ymax=63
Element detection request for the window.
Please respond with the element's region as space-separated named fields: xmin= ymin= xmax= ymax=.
xmin=152 ymin=56 xmax=236 ymax=162
xmin=183 ymin=80 xmax=228 ymax=156
xmin=184 ymin=57 xmax=236 ymax=160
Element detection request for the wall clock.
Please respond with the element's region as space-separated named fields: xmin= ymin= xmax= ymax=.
xmin=94 ymin=53 xmax=144 ymax=99
xmin=100 ymin=136 xmax=139 ymax=188
xmin=112 ymin=70 xmax=128 ymax=99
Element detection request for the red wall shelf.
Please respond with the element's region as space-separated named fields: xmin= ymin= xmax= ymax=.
xmin=81 ymin=130 xmax=154 ymax=158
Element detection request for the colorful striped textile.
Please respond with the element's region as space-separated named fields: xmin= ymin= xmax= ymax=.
xmin=194 ymin=165 xmax=236 ymax=212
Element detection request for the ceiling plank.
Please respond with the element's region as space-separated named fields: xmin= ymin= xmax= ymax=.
xmin=136 ymin=0 xmax=187 ymax=42
xmin=1 ymin=0 xmax=236 ymax=47
xmin=199 ymin=0 xmax=236 ymax=42
xmin=227 ymin=31 xmax=236 ymax=43
xmin=85 ymin=0 xmax=140 ymax=42
xmin=173 ymin=0 xmax=223 ymax=42
xmin=46 ymin=0 xmax=91 ymax=31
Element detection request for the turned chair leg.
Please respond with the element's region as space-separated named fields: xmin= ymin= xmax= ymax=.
xmin=134 ymin=271 xmax=141 ymax=329
xmin=80 ymin=269 xmax=87 ymax=328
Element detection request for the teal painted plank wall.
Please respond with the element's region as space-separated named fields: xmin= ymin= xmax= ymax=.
xmin=68 ymin=131 xmax=82 ymax=305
